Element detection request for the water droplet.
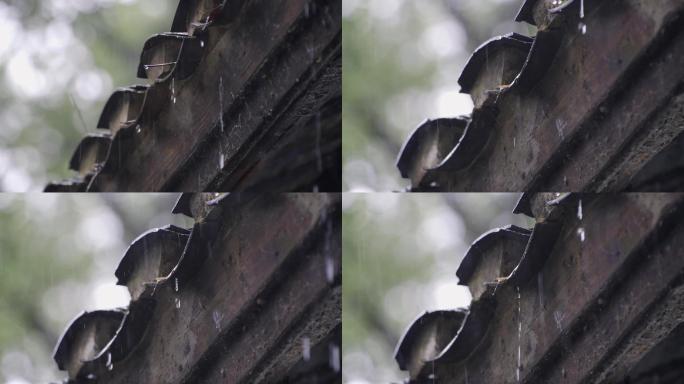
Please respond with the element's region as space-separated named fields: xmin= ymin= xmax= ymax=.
xmin=219 ymin=153 xmax=225 ymax=169
xmin=577 ymin=200 xmax=583 ymax=220
xmin=579 ymin=22 xmax=587 ymax=35
xmin=555 ymin=119 xmax=566 ymax=140
xmin=106 ymin=352 xmax=113 ymax=371
xmin=577 ymin=227 xmax=586 ymax=242
xmin=175 ymin=297 xmax=181 ymax=309
xmin=213 ymin=310 xmax=222 ymax=331
xmin=537 ymin=273 xmax=544 ymax=308
xmin=219 ymin=76 xmax=225 ymax=133
xmin=315 ymin=112 xmax=322 ymax=172
xmin=171 ymin=77 xmax=176 ymax=104
xmin=174 ymin=277 xmax=179 ymax=292
xmin=302 ymin=337 xmax=311 ymax=361
xmin=516 ymin=286 xmax=522 ymax=382
xmin=554 ymin=311 xmax=565 ymax=331
xmin=513 ymin=137 xmax=516 ymax=148
xmin=328 ymin=343 xmax=340 ymax=372
xmin=325 ymin=257 xmax=334 ymax=283
xmin=136 ymin=125 xmax=142 ymax=134
xmin=86 ymin=373 xmax=97 ymax=380
xmin=200 ymin=40 xmax=205 ymax=48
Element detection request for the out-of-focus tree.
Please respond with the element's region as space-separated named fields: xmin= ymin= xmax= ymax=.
xmin=342 ymin=0 xmax=530 ymax=191
xmin=0 ymin=194 xmax=192 ymax=383
xmin=342 ymin=194 xmax=533 ymax=382
xmin=0 ymin=0 xmax=175 ymax=191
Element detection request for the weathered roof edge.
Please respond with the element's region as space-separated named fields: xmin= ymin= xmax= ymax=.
xmin=396 ymin=117 xmax=469 ymax=180
xmin=52 ymin=309 xmax=126 ymax=371
xmin=393 ymin=309 xmax=468 ymax=372
xmin=68 ymin=133 xmax=112 ymax=173
xmin=96 ymin=85 xmax=148 ymax=130
xmin=457 ymin=32 xmax=534 ymax=94
xmin=455 ymin=224 xmax=532 ymax=284
xmin=113 ymin=224 xmax=191 ymax=285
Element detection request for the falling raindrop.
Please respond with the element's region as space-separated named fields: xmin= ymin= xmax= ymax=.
xmin=577 ymin=227 xmax=586 ymax=242
xmin=86 ymin=373 xmax=97 ymax=380
xmin=106 ymin=352 xmax=113 ymax=371
xmin=171 ymin=77 xmax=176 ymax=104
xmin=513 ymin=137 xmax=516 ymax=148
xmin=579 ymin=22 xmax=587 ymax=35
xmin=175 ymin=297 xmax=181 ymax=309
xmin=315 ymin=112 xmax=322 ymax=173
xmin=555 ymin=119 xmax=566 ymax=140
xmin=136 ymin=125 xmax=142 ymax=134
xmin=302 ymin=337 xmax=311 ymax=361
xmin=325 ymin=257 xmax=334 ymax=283
xmin=323 ymin=219 xmax=334 ymax=283
xmin=212 ymin=310 xmax=222 ymax=331
xmin=306 ymin=41 xmax=315 ymax=60
xmin=554 ymin=311 xmax=564 ymax=331
xmin=219 ymin=76 xmax=225 ymax=134
xmin=577 ymin=200 xmax=583 ymax=220
xmin=219 ymin=153 xmax=225 ymax=169
xmin=174 ymin=277 xmax=179 ymax=292
xmin=516 ymin=286 xmax=522 ymax=382
xmin=200 ymin=40 xmax=205 ymax=48
xmin=537 ymin=273 xmax=544 ymax=308
xmin=329 ymin=343 xmax=340 ymax=373
xmin=579 ymin=0 xmax=587 ymax=34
